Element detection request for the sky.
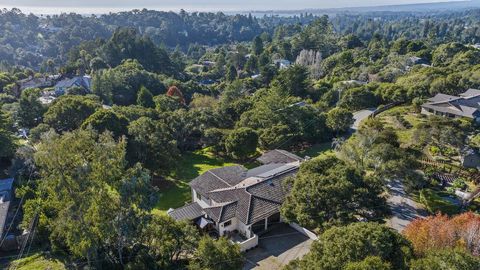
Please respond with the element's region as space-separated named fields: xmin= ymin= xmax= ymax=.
xmin=0 ymin=0 xmax=465 ymax=14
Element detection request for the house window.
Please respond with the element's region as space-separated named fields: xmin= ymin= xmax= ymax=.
xmin=196 ymin=192 xmax=201 ymax=201
xmin=223 ymin=220 xmax=232 ymax=227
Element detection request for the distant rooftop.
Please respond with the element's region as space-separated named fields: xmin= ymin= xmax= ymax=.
xmin=422 ymin=89 xmax=480 ymax=119
xmin=0 ymin=178 xmax=14 ymax=239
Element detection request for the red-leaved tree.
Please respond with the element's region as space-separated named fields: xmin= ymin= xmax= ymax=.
xmin=403 ymin=212 xmax=480 ymax=256
xmin=166 ymin=86 xmax=186 ymax=105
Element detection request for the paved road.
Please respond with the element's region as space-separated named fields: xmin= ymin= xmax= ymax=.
xmin=386 ymin=179 xmax=428 ymax=232
xmin=351 ymin=108 xmax=376 ymax=130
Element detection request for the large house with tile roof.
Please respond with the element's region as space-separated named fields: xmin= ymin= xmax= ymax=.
xmin=168 ymin=149 xmax=304 ymax=251
xmin=421 ymin=89 xmax=480 ymax=121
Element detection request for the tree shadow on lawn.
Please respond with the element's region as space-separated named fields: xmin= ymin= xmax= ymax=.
xmin=294 ymin=142 xmax=333 ymax=158
xmin=154 ymin=180 xmax=191 ymax=214
xmin=171 ymin=150 xmax=238 ymax=181
xmin=154 ymin=149 xmax=238 ymax=214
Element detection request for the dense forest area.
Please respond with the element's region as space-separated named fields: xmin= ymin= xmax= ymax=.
xmin=0 ymin=8 xmax=318 ymax=70
xmin=1 ymin=7 xmax=480 ymax=70
xmin=1 ymin=6 xmax=480 ymax=270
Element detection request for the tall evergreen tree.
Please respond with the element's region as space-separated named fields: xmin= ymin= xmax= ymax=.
xmin=226 ymin=64 xmax=238 ymax=82
xmin=137 ymin=86 xmax=155 ymax=108
xmin=252 ymin=35 xmax=264 ymax=55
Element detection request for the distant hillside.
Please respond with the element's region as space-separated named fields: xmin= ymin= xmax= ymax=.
xmin=236 ymin=1 xmax=480 ymax=16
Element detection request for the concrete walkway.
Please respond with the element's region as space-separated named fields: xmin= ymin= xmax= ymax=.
xmin=386 ymin=179 xmax=428 ymax=232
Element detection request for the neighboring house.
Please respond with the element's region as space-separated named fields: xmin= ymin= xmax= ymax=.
xmin=18 ymin=77 xmax=52 ymax=90
xmin=38 ymin=95 xmax=57 ymax=105
xmin=274 ymin=59 xmax=291 ymax=69
xmin=54 ymin=75 xmax=92 ymax=95
xmin=39 ymin=24 xmax=62 ymax=33
xmin=460 ymin=147 xmax=480 ymax=169
xmin=407 ymin=56 xmax=430 ymax=66
xmin=340 ymin=80 xmax=367 ymax=86
xmin=199 ymin=79 xmax=216 ymax=85
xmin=11 ymin=75 xmax=60 ymax=96
xmin=168 ymin=149 xmax=304 ymax=251
xmin=470 ymin=44 xmax=480 ymax=50
xmin=421 ymin=89 xmax=480 ymax=121
xmin=0 ymin=178 xmax=15 ymax=251
xmin=202 ymin=60 xmax=216 ymax=67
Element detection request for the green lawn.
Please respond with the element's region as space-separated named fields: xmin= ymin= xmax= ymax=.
xmin=419 ymin=188 xmax=460 ymax=215
xmin=153 ymin=148 xmax=238 ymax=215
xmin=7 ymin=253 xmax=66 ymax=270
xmin=152 ymin=143 xmax=330 ymax=215
xmin=376 ymin=104 xmax=412 ymax=117
xmin=294 ymin=142 xmax=333 ymax=158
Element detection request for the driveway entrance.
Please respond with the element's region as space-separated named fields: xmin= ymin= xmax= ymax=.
xmin=243 ymin=223 xmax=313 ymax=270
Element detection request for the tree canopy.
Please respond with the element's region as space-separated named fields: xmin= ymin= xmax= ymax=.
xmin=281 ymin=155 xmax=388 ymax=230
xmin=286 ymin=222 xmax=413 ymax=270
xmin=43 ymin=95 xmax=101 ymax=132
xmin=224 ymin=127 xmax=258 ymax=160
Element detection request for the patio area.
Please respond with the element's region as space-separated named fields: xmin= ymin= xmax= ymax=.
xmin=243 ymin=223 xmax=313 ymax=270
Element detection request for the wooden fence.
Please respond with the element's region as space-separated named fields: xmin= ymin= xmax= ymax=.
xmin=371 ymin=101 xmax=404 ymax=118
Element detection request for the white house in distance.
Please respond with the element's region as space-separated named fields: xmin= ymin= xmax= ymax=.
xmin=274 ymin=59 xmax=291 ymax=69
xmin=168 ymin=150 xmax=304 ymax=251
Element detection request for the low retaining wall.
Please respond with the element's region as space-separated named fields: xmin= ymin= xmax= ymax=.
xmin=371 ymin=101 xmax=404 ymax=118
xmin=238 ymin=234 xmax=259 ymax=252
xmin=289 ymin=223 xmax=318 ymax=240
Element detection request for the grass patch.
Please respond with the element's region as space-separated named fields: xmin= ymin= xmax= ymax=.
xmin=395 ymin=130 xmax=414 ymax=145
xmin=376 ymin=105 xmax=427 ymax=146
xmin=419 ymin=188 xmax=460 ymax=215
xmin=294 ymin=142 xmax=333 ymax=158
xmin=7 ymin=253 xmax=66 ymax=270
xmin=376 ymin=104 xmax=412 ymax=117
xmin=153 ymin=148 xmax=238 ymax=214
xmin=404 ymin=114 xmax=426 ymax=127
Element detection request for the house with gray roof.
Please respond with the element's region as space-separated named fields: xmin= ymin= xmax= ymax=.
xmin=168 ymin=150 xmax=304 ymax=251
xmin=0 ymin=178 xmax=14 ymax=250
xmin=421 ymin=89 xmax=480 ymax=121
xmin=54 ymin=75 xmax=92 ymax=95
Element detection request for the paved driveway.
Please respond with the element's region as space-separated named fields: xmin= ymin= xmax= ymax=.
xmin=243 ymin=223 xmax=313 ymax=270
xmin=386 ymin=179 xmax=428 ymax=232
xmin=351 ymin=108 xmax=376 ymax=130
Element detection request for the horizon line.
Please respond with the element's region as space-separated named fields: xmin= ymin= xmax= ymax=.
xmin=0 ymin=0 xmax=472 ymax=15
